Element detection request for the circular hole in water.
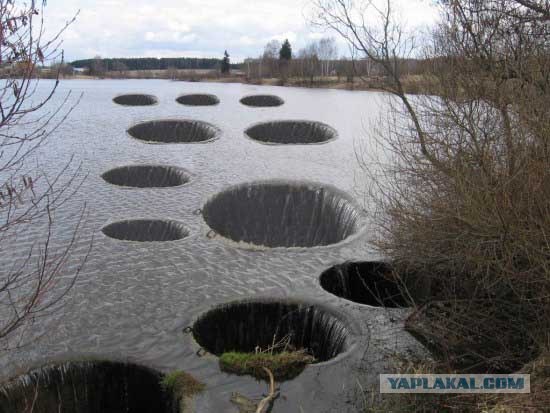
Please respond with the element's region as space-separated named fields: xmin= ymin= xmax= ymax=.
xmin=102 ymin=219 xmax=189 ymax=242
xmin=127 ymin=119 xmax=219 ymax=144
xmin=101 ymin=165 xmax=190 ymax=188
xmin=176 ymin=94 xmax=219 ymax=106
xmin=240 ymin=94 xmax=284 ymax=107
xmin=0 ymin=361 xmax=175 ymax=413
xmin=245 ymin=120 xmax=336 ymax=144
xmin=192 ymin=300 xmax=351 ymax=363
xmin=113 ymin=94 xmax=158 ymax=106
xmin=320 ymin=261 xmax=409 ymax=308
xmin=202 ymin=181 xmax=361 ymax=248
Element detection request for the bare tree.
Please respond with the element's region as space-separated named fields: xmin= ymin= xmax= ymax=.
xmin=89 ymin=55 xmax=105 ymax=77
xmin=262 ymin=40 xmax=281 ymax=78
xmin=295 ymin=42 xmax=321 ymax=85
xmin=317 ymin=37 xmax=338 ymax=76
xmin=313 ymin=0 xmax=550 ymax=386
xmin=263 ymin=40 xmax=281 ymax=59
xmin=311 ymin=0 xmax=436 ymax=164
xmin=0 ymin=0 xmax=86 ymax=353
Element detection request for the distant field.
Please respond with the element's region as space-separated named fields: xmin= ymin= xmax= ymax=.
xmin=101 ymin=69 xmax=246 ymax=79
xmin=52 ymin=69 xmax=437 ymax=95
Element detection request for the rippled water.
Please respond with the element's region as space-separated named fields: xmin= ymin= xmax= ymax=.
xmin=0 ymin=80 xmax=426 ymax=412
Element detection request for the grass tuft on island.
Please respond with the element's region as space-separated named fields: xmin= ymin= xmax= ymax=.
xmin=161 ymin=370 xmax=205 ymax=397
xmin=161 ymin=370 xmax=205 ymax=412
xmin=219 ymin=350 xmax=315 ymax=381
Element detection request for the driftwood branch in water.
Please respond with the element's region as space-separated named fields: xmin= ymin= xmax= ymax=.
xmin=256 ymin=367 xmax=276 ymax=413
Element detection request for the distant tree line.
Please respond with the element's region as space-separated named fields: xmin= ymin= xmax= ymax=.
xmin=242 ymin=37 xmax=355 ymax=83
xmin=239 ymin=37 xmax=436 ymax=91
xmin=70 ymin=57 xmax=236 ymax=72
xmin=66 ymin=38 xmax=434 ymax=89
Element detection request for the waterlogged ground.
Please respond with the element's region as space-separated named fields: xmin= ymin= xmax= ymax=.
xmin=0 ymin=80 xmax=425 ymax=412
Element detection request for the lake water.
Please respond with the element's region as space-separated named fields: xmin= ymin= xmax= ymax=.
xmin=0 ymin=80 xmax=424 ymax=412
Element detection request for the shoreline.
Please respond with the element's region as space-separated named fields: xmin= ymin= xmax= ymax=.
xmin=52 ymin=73 xmax=435 ymax=94
xmin=60 ymin=74 xmax=382 ymax=92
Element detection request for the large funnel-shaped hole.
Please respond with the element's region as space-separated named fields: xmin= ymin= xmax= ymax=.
xmin=245 ymin=120 xmax=336 ymax=144
xmin=101 ymin=165 xmax=190 ymax=188
xmin=127 ymin=119 xmax=219 ymax=143
xmin=176 ymin=94 xmax=219 ymax=106
xmin=0 ymin=361 xmax=175 ymax=413
xmin=193 ymin=300 xmax=350 ymax=362
xmin=320 ymin=261 xmax=409 ymax=308
xmin=113 ymin=94 xmax=158 ymax=106
xmin=102 ymin=219 xmax=189 ymax=242
xmin=202 ymin=181 xmax=361 ymax=248
xmin=240 ymin=95 xmax=284 ymax=107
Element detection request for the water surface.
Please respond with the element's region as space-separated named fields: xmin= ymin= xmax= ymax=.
xmin=0 ymin=80 xmax=424 ymax=412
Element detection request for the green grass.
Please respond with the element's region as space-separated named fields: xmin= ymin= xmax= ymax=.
xmin=219 ymin=351 xmax=315 ymax=381
xmin=161 ymin=370 xmax=205 ymax=399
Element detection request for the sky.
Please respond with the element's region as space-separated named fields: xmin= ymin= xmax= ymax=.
xmin=43 ymin=0 xmax=439 ymax=63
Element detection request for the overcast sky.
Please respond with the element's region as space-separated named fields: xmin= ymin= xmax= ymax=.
xmin=44 ymin=0 xmax=438 ymax=62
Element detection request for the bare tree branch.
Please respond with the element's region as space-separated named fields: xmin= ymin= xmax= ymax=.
xmin=0 ymin=0 xmax=84 ymax=354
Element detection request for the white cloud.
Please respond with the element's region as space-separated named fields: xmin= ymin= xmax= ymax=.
xmin=269 ymin=32 xmax=298 ymax=43
xmin=307 ymin=32 xmax=325 ymax=40
xmin=144 ymin=31 xmax=197 ymax=44
xmin=238 ymin=36 xmax=258 ymax=46
xmin=43 ymin=0 xmax=438 ymax=62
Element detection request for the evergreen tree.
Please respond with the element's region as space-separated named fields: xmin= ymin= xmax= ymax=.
xmin=221 ymin=50 xmax=230 ymax=74
xmin=279 ymin=39 xmax=292 ymax=60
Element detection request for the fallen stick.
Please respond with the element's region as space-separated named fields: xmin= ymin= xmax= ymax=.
xmin=256 ymin=367 xmax=276 ymax=413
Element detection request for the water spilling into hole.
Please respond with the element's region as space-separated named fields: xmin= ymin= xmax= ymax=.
xmin=240 ymin=95 xmax=284 ymax=107
xmin=102 ymin=219 xmax=189 ymax=242
xmin=176 ymin=94 xmax=219 ymax=106
xmin=0 ymin=361 xmax=175 ymax=413
xmin=127 ymin=119 xmax=219 ymax=143
xmin=192 ymin=299 xmax=351 ymax=362
xmin=245 ymin=120 xmax=336 ymax=144
xmin=101 ymin=165 xmax=190 ymax=188
xmin=113 ymin=94 xmax=158 ymax=106
xmin=202 ymin=181 xmax=361 ymax=248
xmin=320 ymin=261 xmax=409 ymax=307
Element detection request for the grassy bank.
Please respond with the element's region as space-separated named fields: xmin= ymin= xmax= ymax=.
xmin=53 ymin=69 xmax=439 ymax=95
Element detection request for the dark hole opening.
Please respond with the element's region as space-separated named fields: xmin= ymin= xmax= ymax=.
xmin=192 ymin=300 xmax=350 ymax=363
xmin=102 ymin=219 xmax=189 ymax=242
xmin=245 ymin=120 xmax=336 ymax=144
xmin=113 ymin=94 xmax=158 ymax=106
xmin=240 ymin=95 xmax=284 ymax=107
xmin=320 ymin=261 xmax=409 ymax=308
xmin=101 ymin=165 xmax=190 ymax=188
xmin=202 ymin=181 xmax=361 ymax=248
xmin=127 ymin=120 xmax=219 ymax=144
xmin=176 ymin=94 xmax=219 ymax=106
xmin=0 ymin=361 xmax=175 ymax=413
